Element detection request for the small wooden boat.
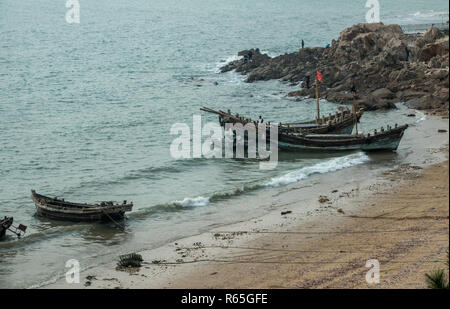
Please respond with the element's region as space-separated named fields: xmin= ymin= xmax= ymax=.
xmin=1 ymin=217 xmax=13 ymax=239
xmin=31 ymin=190 xmax=133 ymax=222
xmin=278 ymin=124 xmax=408 ymax=152
xmin=200 ymin=107 xmax=364 ymax=135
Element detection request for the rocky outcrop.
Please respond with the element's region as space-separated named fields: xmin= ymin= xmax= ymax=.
xmin=221 ymin=23 xmax=449 ymax=113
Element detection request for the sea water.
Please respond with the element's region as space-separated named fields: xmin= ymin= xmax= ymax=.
xmin=0 ymin=0 xmax=448 ymax=288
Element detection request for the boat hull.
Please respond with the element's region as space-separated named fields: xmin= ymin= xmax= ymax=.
xmin=34 ymin=205 xmax=126 ymax=222
xmin=1 ymin=217 xmax=13 ymax=239
xmin=278 ymin=125 xmax=408 ymax=152
xmin=31 ymin=190 xmax=133 ymax=222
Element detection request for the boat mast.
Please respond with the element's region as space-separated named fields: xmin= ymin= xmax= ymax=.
xmin=315 ymin=77 xmax=320 ymax=123
xmin=353 ymin=97 xmax=358 ymax=135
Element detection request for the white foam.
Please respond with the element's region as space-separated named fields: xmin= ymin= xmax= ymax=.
xmin=213 ymin=54 xmax=243 ymax=73
xmin=175 ymin=196 xmax=210 ymax=207
xmin=409 ymin=10 xmax=449 ymax=18
xmin=264 ymin=152 xmax=370 ymax=187
xmin=260 ymin=50 xmax=277 ymax=58
xmin=415 ymin=110 xmax=427 ymax=123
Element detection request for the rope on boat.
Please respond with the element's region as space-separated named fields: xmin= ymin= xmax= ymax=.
xmin=102 ymin=210 xmax=125 ymax=230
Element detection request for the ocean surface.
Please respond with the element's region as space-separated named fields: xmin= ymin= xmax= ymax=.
xmin=0 ymin=0 xmax=448 ymax=288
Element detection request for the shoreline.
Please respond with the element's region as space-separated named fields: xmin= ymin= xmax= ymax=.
xmin=43 ymin=115 xmax=449 ymax=289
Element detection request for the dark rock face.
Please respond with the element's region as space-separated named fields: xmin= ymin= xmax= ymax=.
xmin=221 ymin=23 xmax=449 ymax=113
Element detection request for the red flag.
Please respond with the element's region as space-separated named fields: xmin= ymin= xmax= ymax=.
xmin=316 ymin=71 xmax=323 ymax=83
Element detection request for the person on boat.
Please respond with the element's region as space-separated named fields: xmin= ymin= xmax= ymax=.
xmin=258 ymin=115 xmax=264 ymax=124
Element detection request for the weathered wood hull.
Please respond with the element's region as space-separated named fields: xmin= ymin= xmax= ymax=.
xmin=1 ymin=217 xmax=13 ymax=239
xmin=278 ymin=125 xmax=408 ymax=152
xmin=201 ymin=107 xmax=364 ymax=135
xmin=31 ymin=190 xmax=133 ymax=222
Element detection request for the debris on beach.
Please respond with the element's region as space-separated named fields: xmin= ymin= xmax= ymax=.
xmin=318 ymin=196 xmax=330 ymax=203
xmin=116 ymin=253 xmax=144 ymax=270
xmin=193 ymin=242 xmax=203 ymax=248
xmin=438 ymin=129 xmax=447 ymax=133
xmin=102 ymin=278 xmax=119 ymax=282
xmin=337 ymin=208 xmax=345 ymax=214
xmin=213 ymin=231 xmax=247 ymax=240
xmin=281 ymin=211 xmax=292 ymax=215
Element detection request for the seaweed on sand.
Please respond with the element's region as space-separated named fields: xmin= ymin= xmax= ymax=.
xmin=117 ymin=253 xmax=144 ymax=268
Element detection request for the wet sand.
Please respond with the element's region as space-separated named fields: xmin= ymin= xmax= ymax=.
xmin=43 ymin=116 xmax=449 ymax=289
xmin=161 ymin=158 xmax=449 ymax=289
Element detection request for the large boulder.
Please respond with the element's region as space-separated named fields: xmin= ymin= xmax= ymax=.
xmin=432 ymin=87 xmax=449 ymax=103
xmin=324 ymin=91 xmax=354 ymax=103
xmin=419 ymin=38 xmax=449 ymax=62
xmin=380 ymin=38 xmax=409 ymax=64
xmin=405 ymin=94 xmax=441 ymax=109
xmin=396 ymin=89 xmax=428 ymax=101
xmin=331 ymin=23 xmax=404 ymax=64
xmin=371 ymin=88 xmax=395 ymax=99
xmin=220 ymin=49 xmax=270 ymax=73
xmin=428 ymin=68 xmax=449 ymax=80
xmin=358 ymin=94 xmax=396 ymax=110
xmin=414 ymin=27 xmax=444 ymax=49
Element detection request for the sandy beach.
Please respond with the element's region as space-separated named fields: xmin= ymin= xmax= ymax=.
xmin=43 ymin=115 xmax=449 ymax=289
xmin=2 ymin=1 xmax=449 ymax=293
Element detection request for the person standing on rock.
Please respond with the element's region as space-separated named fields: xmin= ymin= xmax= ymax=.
xmin=350 ymin=84 xmax=359 ymax=134
xmin=301 ymin=39 xmax=305 ymax=49
xmin=351 ymin=84 xmax=357 ymax=98
xmin=305 ymin=75 xmax=310 ymax=89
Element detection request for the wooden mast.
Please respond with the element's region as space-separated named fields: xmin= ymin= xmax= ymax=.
xmin=353 ymin=96 xmax=358 ymax=135
xmin=315 ymin=77 xmax=320 ymax=123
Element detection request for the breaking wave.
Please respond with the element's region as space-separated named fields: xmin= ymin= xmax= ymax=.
xmin=131 ymin=152 xmax=371 ymax=217
xmin=213 ymin=54 xmax=243 ymax=73
xmin=264 ymin=152 xmax=370 ymax=187
xmin=174 ymin=196 xmax=211 ymax=207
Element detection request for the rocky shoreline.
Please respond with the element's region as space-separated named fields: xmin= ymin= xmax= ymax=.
xmin=221 ymin=23 xmax=449 ymax=115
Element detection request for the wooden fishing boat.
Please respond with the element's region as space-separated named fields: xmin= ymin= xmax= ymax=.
xmin=278 ymin=124 xmax=408 ymax=152
xmin=31 ymin=190 xmax=133 ymax=222
xmin=200 ymin=107 xmax=364 ymax=135
xmin=1 ymin=217 xmax=13 ymax=239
